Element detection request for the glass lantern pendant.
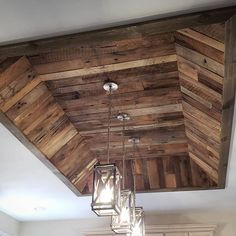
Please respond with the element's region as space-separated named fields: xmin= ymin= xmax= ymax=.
xmin=111 ymin=189 xmax=135 ymax=233
xmin=91 ymin=81 xmax=122 ymax=217
xmin=91 ymin=163 xmax=121 ymax=216
xmin=129 ymin=207 xmax=145 ymax=236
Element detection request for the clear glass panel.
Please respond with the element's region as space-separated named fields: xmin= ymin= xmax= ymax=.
xmin=91 ymin=163 xmax=121 ymax=216
xmin=111 ymin=190 xmax=135 ymax=233
xmin=128 ymin=207 xmax=145 ymax=236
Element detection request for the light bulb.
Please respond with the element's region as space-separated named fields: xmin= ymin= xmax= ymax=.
xmin=131 ymin=223 xmax=141 ymax=236
xmin=100 ymin=186 xmax=113 ymax=203
xmin=120 ymin=207 xmax=130 ymax=223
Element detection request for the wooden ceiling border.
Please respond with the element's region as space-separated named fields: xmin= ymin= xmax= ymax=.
xmin=0 ymin=7 xmax=236 ymax=58
xmin=0 ymin=111 xmax=81 ymax=195
xmin=218 ymin=14 xmax=236 ymax=187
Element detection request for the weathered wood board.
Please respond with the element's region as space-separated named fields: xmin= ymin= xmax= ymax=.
xmin=0 ymin=7 xmax=236 ymax=194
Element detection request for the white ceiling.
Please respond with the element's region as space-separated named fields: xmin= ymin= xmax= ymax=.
xmin=0 ymin=0 xmax=236 ymax=44
xmin=0 ymin=0 xmax=236 ymax=222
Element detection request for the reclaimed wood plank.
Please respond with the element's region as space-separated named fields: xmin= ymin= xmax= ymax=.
xmin=40 ymin=55 xmax=177 ymax=81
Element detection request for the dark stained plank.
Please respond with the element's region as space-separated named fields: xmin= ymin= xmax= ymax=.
xmin=30 ymin=33 xmax=176 ymax=74
xmin=141 ymin=159 xmax=150 ymax=190
xmin=46 ymin=66 xmax=178 ymax=90
xmin=191 ymin=23 xmax=225 ymax=43
xmin=157 ymin=159 xmax=166 ymax=188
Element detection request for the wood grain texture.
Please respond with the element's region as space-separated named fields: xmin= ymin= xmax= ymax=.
xmin=0 ymin=9 xmax=235 ymax=194
xmin=218 ymin=15 xmax=236 ymax=187
xmin=0 ymin=57 xmax=97 ymax=193
xmin=175 ymin=24 xmax=227 ymax=185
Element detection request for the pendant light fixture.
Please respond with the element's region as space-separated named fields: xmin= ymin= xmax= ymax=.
xmin=91 ymin=81 xmax=121 ymax=216
xmin=130 ymin=207 xmax=145 ymax=236
xmin=111 ymin=113 xmax=135 ymax=234
xmin=128 ymin=137 xmax=145 ymax=236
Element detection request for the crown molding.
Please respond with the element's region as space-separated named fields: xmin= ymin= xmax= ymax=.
xmin=82 ymin=224 xmax=217 ymax=235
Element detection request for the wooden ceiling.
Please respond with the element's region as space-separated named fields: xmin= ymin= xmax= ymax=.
xmin=0 ymin=7 xmax=236 ymax=195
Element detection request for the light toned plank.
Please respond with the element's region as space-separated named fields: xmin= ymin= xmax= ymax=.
xmin=40 ymin=55 xmax=177 ymax=81
xmin=1 ymin=77 xmax=42 ymax=112
xmin=177 ymin=28 xmax=225 ymax=52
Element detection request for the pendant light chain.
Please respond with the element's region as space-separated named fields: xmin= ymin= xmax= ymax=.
xmin=122 ymin=118 xmax=126 ymax=189
xmin=107 ymin=85 xmax=112 ymax=164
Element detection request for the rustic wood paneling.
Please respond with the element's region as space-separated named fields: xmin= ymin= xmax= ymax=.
xmin=0 ymin=57 xmax=97 ymax=194
xmin=175 ymin=25 xmax=226 ymax=185
xmin=0 ymin=8 xmax=235 ymax=195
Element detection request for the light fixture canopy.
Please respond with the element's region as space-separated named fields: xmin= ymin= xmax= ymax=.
xmin=111 ymin=189 xmax=135 ymax=233
xmin=129 ymin=207 xmax=145 ymax=236
xmin=91 ymin=163 xmax=121 ymax=216
xmin=103 ymin=81 xmax=119 ymax=92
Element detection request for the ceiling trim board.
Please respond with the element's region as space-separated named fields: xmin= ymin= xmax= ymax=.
xmin=0 ymin=6 xmax=236 ymax=58
xmin=218 ymin=14 xmax=236 ymax=187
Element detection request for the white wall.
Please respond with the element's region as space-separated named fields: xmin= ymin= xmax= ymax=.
xmin=0 ymin=211 xmax=19 ymax=236
xmin=19 ymin=211 xmax=236 ymax=236
xmin=19 ymin=218 xmax=109 ymax=236
xmin=145 ymin=211 xmax=236 ymax=236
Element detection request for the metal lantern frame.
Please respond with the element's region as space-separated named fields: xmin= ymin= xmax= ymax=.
xmin=129 ymin=207 xmax=145 ymax=236
xmin=91 ymin=81 xmax=122 ymax=217
xmin=111 ymin=189 xmax=135 ymax=233
xmin=91 ymin=163 xmax=121 ymax=216
xmin=111 ymin=113 xmax=136 ymax=234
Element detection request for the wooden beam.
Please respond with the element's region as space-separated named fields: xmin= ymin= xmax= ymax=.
xmin=40 ymin=55 xmax=177 ymax=81
xmin=218 ymin=14 xmax=236 ymax=188
xmin=0 ymin=7 xmax=236 ymax=58
xmin=0 ymin=111 xmax=81 ymax=196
